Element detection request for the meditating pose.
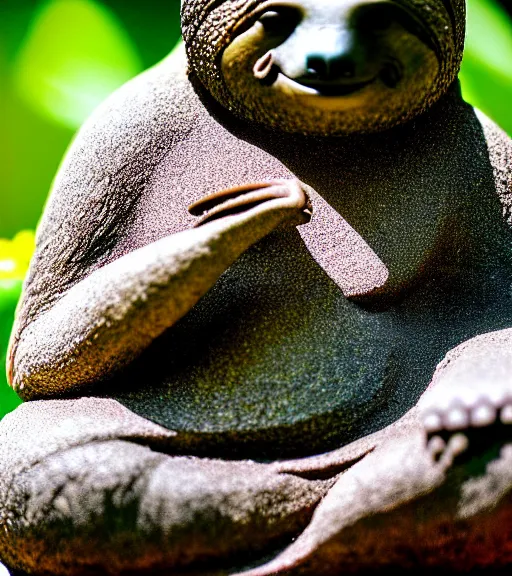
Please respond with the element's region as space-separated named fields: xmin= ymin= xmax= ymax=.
xmin=0 ymin=0 xmax=510 ymax=573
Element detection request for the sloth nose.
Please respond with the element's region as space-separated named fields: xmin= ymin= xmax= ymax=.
xmin=267 ymin=0 xmax=420 ymax=89
xmin=303 ymin=29 xmax=366 ymax=83
xmin=306 ymin=56 xmax=356 ymax=81
xmin=306 ymin=38 xmax=359 ymax=82
xmin=297 ymin=1 xmax=415 ymax=85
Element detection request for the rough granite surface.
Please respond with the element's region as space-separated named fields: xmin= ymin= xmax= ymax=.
xmin=1 ymin=0 xmax=511 ymax=573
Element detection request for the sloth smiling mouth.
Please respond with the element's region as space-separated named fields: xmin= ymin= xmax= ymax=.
xmin=253 ymin=51 xmax=403 ymax=97
xmin=289 ymin=76 xmax=376 ymax=96
xmin=275 ymin=72 xmax=376 ymax=97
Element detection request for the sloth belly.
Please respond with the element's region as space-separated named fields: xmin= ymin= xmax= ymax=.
xmin=109 ymin=229 xmax=505 ymax=459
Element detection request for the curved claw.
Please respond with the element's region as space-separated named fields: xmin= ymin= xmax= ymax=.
xmin=188 ymin=182 xmax=276 ymax=216
xmin=192 ymin=186 xmax=291 ymax=228
xmin=189 ymin=180 xmax=312 ymax=228
xmin=423 ymin=399 xmax=512 ymax=441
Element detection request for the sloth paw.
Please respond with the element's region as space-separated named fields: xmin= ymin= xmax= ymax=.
xmin=188 ymin=180 xmax=312 ymax=227
xmin=420 ymin=383 xmax=512 ymax=465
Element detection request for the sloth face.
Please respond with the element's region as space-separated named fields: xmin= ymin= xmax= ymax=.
xmin=182 ymin=0 xmax=465 ymax=135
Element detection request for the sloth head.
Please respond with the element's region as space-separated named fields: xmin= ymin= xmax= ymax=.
xmin=181 ymin=0 xmax=465 ymax=135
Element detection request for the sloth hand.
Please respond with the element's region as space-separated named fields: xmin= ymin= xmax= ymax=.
xmin=188 ymin=180 xmax=312 ymax=228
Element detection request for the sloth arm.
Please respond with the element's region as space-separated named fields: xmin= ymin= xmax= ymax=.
xmin=7 ymin=50 xmax=306 ymax=401
xmin=8 ymin=185 xmax=308 ymax=401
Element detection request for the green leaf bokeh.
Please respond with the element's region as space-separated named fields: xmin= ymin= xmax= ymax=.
xmin=13 ymin=0 xmax=143 ymax=129
xmin=0 ymin=0 xmax=511 ymax=417
xmin=460 ymin=0 xmax=512 ymax=135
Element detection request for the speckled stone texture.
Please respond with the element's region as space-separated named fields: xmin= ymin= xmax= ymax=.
xmin=0 ymin=398 xmax=333 ymax=575
xmin=1 ymin=0 xmax=512 ymax=573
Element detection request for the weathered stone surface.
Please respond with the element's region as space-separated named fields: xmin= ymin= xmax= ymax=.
xmin=2 ymin=0 xmax=512 ymax=573
xmin=0 ymin=399 xmax=331 ymax=575
xmin=238 ymin=429 xmax=512 ymax=574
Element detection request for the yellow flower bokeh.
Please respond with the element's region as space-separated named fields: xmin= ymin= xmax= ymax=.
xmin=0 ymin=231 xmax=35 ymax=281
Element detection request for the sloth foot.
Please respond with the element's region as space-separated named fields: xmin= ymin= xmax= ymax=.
xmin=237 ymin=384 xmax=512 ymax=575
xmin=421 ymin=383 xmax=512 ymax=465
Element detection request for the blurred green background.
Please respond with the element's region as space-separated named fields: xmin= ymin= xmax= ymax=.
xmin=0 ymin=0 xmax=512 ymax=418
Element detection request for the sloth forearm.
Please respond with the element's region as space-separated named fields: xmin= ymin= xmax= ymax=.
xmin=10 ymin=209 xmax=290 ymax=400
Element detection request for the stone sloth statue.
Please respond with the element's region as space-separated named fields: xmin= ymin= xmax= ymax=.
xmin=1 ymin=0 xmax=511 ymax=573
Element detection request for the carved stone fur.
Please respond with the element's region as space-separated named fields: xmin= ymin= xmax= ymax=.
xmin=1 ymin=1 xmax=511 ymax=574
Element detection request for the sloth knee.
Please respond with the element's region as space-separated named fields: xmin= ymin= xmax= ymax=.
xmin=2 ymin=440 xmax=327 ymax=574
xmin=20 ymin=440 xmax=163 ymax=530
xmin=0 ymin=440 xmax=165 ymax=574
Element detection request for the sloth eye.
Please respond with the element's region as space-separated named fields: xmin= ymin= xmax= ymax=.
xmin=357 ymin=4 xmax=394 ymax=32
xmin=355 ymin=3 xmax=439 ymax=54
xmin=258 ymin=7 xmax=301 ymax=37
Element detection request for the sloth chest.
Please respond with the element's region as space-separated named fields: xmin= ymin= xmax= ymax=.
xmin=107 ymin=228 xmax=505 ymax=458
